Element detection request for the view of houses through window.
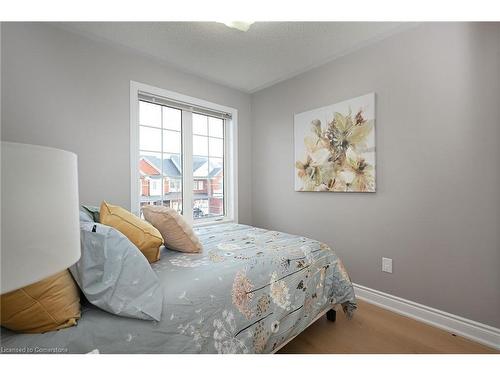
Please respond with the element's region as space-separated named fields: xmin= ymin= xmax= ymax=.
xmin=192 ymin=113 xmax=224 ymax=219
xmin=138 ymin=100 xmax=224 ymax=220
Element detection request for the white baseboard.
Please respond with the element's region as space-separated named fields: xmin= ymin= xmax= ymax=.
xmin=353 ymin=283 xmax=500 ymax=350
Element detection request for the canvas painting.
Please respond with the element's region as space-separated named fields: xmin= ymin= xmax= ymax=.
xmin=294 ymin=93 xmax=376 ymax=192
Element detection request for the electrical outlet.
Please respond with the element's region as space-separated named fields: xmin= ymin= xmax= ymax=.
xmin=382 ymin=257 xmax=393 ymax=273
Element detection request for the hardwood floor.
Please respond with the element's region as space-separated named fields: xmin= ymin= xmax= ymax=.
xmin=278 ymin=300 xmax=498 ymax=354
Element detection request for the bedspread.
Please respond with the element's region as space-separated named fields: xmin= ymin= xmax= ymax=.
xmin=0 ymin=224 xmax=356 ymax=354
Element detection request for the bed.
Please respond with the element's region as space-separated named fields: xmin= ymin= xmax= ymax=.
xmin=0 ymin=223 xmax=356 ymax=354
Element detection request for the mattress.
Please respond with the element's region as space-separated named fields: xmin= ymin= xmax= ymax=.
xmin=0 ymin=223 xmax=356 ymax=354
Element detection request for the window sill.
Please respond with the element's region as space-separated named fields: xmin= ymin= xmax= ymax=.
xmin=193 ymin=217 xmax=235 ymax=228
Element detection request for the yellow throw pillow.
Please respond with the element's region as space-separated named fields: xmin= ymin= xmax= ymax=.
xmin=0 ymin=270 xmax=81 ymax=333
xmin=100 ymin=201 xmax=163 ymax=263
xmin=142 ymin=205 xmax=202 ymax=253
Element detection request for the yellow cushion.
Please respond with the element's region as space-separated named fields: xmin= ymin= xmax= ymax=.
xmin=99 ymin=201 xmax=163 ymax=263
xmin=0 ymin=270 xmax=81 ymax=333
xmin=143 ymin=205 xmax=202 ymax=253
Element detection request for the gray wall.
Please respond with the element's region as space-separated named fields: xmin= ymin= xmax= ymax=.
xmin=2 ymin=22 xmax=499 ymax=327
xmin=1 ymin=23 xmax=253 ymax=224
xmin=251 ymin=23 xmax=500 ymax=327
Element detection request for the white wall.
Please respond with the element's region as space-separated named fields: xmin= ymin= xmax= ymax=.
xmin=251 ymin=23 xmax=500 ymax=328
xmin=1 ymin=22 xmax=253 ymax=224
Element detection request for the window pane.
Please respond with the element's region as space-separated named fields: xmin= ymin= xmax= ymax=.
xmin=209 ymin=137 xmax=224 ymax=158
xmin=209 ymin=158 xmax=223 ymax=175
xmin=208 ymin=197 xmax=224 ymax=217
xmin=193 ymin=135 xmax=208 ymax=156
xmin=168 ymin=153 xmax=183 ymax=174
xmin=193 ymin=143 xmax=224 ymax=220
xmin=193 ymin=156 xmax=209 ymax=219
xmin=163 ymin=153 xmax=183 ymax=215
xmin=193 ymin=113 xmax=208 ymax=135
xmin=163 ymin=106 xmax=181 ymax=131
xmin=193 ymin=199 xmax=208 ymax=219
xmin=209 ymin=158 xmax=224 ymax=196
xmin=140 ymin=101 xmax=161 ymax=127
xmin=193 ymin=156 xmax=208 ymax=177
xmin=209 ymin=117 xmax=224 ymax=138
xmin=163 ymin=130 xmax=181 ymax=154
xmin=139 ymin=151 xmax=162 ymax=208
xmin=139 ymin=103 xmax=183 ymax=215
xmin=140 ymin=126 xmax=161 ymax=152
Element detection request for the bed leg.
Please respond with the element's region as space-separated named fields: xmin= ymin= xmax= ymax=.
xmin=326 ymin=308 xmax=337 ymax=322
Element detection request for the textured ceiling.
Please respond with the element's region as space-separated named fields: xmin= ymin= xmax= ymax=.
xmin=58 ymin=22 xmax=415 ymax=93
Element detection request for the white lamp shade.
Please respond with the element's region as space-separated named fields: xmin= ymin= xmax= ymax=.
xmin=1 ymin=142 xmax=81 ymax=294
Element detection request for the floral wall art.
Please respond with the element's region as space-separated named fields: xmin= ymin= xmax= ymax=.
xmin=294 ymin=93 xmax=376 ymax=192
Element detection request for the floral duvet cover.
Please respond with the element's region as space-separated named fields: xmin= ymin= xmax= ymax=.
xmin=0 ymin=224 xmax=356 ymax=354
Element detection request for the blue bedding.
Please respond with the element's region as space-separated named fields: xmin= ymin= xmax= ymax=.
xmin=0 ymin=223 xmax=356 ymax=354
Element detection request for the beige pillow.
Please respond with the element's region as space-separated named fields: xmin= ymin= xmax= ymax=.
xmin=0 ymin=270 xmax=81 ymax=333
xmin=142 ymin=206 xmax=202 ymax=253
xmin=100 ymin=201 xmax=163 ymax=263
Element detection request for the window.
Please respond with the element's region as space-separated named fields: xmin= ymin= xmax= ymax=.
xmin=169 ymin=179 xmax=181 ymax=192
xmin=131 ymin=81 xmax=238 ymax=225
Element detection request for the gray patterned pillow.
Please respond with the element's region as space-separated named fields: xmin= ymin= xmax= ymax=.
xmin=70 ymin=222 xmax=163 ymax=321
xmin=79 ymin=207 xmax=94 ymax=222
xmin=81 ymin=205 xmax=100 ymax=222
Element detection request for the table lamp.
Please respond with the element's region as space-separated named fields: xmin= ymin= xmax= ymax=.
xmin=1 ymin=142 xmax=81 ymax=294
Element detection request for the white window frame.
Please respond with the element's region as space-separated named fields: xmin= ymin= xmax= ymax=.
xmin=130 ymin=81 xmax=238 ymax=226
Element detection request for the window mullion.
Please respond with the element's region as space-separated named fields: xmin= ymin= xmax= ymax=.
xmin=160 ymin=108 xmax=164 ymax=206
xmin=223 ymin=119 xmax=227 ymax=218
xmin=182 ymin=110 xmax=194 ymax=225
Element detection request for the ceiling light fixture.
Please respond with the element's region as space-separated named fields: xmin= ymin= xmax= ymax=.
xmin=221 ymin=21 xmax=255 ymax=32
